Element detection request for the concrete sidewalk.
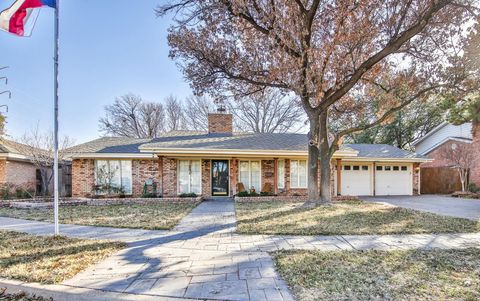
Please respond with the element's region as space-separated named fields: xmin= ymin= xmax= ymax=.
xmin=1 ymin=198 xmax=480 ymax=301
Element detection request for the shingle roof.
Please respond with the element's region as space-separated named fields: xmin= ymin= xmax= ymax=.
xmin=344 ymin=144 xmax=427 ymax=159
xmin=68 ymin=131 xmax=426 ymax=160
xmin=141 ymin=132 xmax=308 ymax=151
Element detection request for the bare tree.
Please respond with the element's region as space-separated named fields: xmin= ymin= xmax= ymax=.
xmin=159 ymin=0 xmax=478 ymax=205
xmin=184 ymin=95 xmax=216 ymax=131
xmin=441 ymin=142 xmax=478 ymax=192
xmin=228 ymin=89 xmax=305 ymax=133
xmin=165 ymin=95 xmax=186 ymax=131
xmin=99 ymin=94 xmax=166 ymax=138
xmin=14 ymin=127 xmax=74 ymax=196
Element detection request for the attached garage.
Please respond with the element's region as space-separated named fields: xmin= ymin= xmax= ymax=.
xmin=335 ymin=163 xmax=372 ymax=196
xmin=375 ymin=164 xmax=413 ymax=196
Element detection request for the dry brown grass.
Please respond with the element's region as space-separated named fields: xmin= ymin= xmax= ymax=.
xmin=236 ymin=200 xmax=479 ymax=235
xmin=274 ymin=248 xmax=480 ymax=301
xmin=0 ymin=230 xmax=125 ymax=284
xmin=0 ymin=202 xmax=200 ymax=230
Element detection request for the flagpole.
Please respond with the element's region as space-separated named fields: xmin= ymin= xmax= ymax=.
xmin=53 ymin=0 xmax=60 ymax=236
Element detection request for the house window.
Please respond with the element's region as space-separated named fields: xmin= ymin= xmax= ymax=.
xmin=384 ymin=166 xmax=391 ymax=171
xmin=393 ymin=166 xmax=400 ymax=171
xmin=344 ymin=165 xmax=351 ymax=171
xmin=290 ymin=160 xmax=307 ymax=188
xmin=362 ymin=166 xmax=369 ymax=171
xmin=178 ymin=160 xmax=201 ymax=194
xmin=95 ymin=160 xmax=132 ymax=194
xmin=353 ymin=166 xmax=360 ymax=171
xmin=239 ymin=160 xmax=261 ymax=192
xmin=277 ymin=160 xmax=285 ymax=189
xmin=401 ymin=166 xmax=408 ymax=171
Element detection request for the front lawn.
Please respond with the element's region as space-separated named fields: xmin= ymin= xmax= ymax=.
xmin=0 ymin=202 xmax=199 ymax=230
xmin=0 ymin=230 xmax=125 ymax=284
xmin=274 ymin=248 xmax=480 ymax=301
xmin=236 ymin=200 xmax=479 ymax=235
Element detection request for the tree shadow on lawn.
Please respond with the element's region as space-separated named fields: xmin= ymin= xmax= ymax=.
xmin=275 ymin=248 xmax=480 ymax=300
xmin=237 ymin=205 xmax=480 ymax=235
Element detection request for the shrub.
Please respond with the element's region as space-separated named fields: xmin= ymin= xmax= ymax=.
xmin=179 ymin=193 xmax=197 ymax=198
xmin=260 ymin=191 xmax=271 ymax=196
xmin=236 ymin=191 xmax=250 ymax=197
xmin=237 ymin=191 xmax=264 ymax=197
xmin=0 ymin=183 xmax=33 ymax=200
xmin=468 ymin=183 xmax=479 ymax=193
xmin=141 ymin=193 xmax=158 ymax=198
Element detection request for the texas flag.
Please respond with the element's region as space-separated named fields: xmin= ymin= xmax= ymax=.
xmin=0 ymin=0 xmax=55 ymax=36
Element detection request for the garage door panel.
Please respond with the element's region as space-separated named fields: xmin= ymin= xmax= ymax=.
xmin=375 ymin=165 xmax=412 ymax=196
xmin=340 ymin=165 xmax=372 ymax=196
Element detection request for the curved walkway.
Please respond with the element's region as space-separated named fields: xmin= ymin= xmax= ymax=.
xmin=1 ymin=198 xmax=480 ymax=301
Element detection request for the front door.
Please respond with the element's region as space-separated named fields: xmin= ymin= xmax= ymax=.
xmin=212 ymin=160 xmax=229 ymax=196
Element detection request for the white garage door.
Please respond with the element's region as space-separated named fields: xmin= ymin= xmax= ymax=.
xmin=375 ymin=165 xmax=412 ymax=196
xmin=339 ymin=164 xmax=372 ymax=196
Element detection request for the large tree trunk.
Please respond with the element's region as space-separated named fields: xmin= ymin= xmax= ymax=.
xmin=307 ymin=116 xmax=320 ymax=203
xmin=318 ymin=110 xmax=332 ymax=205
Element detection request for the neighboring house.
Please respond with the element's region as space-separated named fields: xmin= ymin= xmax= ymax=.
xmin=70 ymin=112 xmax=429 ymax=198
xmin=0 ymin=139 xmax=72 ymax=197
xmin=413 ymin=122 xmax=480 ymax=193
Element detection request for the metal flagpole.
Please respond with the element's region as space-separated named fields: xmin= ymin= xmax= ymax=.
xmin=53 ymin=0 xmax=60 ymax=236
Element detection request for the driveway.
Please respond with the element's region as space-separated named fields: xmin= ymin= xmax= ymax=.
xmin=364 ymin=195 xmax=480 ymax=221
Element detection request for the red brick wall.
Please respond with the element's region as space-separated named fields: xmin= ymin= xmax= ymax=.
xmin=161 ymin=158 xmax=177 ymax=197
xmin=421 ymin=140 xmax=471 ymax=168
xmin=72 ymin=159 xmax=95 ymax=197
xmin=413 ymin=163 xmax=420 ymax=195
xmin=5 ymin=160 xmax=37 ymax=190
xmin=261 ymin=160 xmax=275 ymax=193
xmin=132 ymin=159 xmax=161 ymax=196
xmin=201 ymin=159 xmax=211 ymax=196
xmin=471 ymin=122 xmax=480 ymax=185
xmin=0 ymin=159 xmax=6 ymax=184
xmin=208 ymin=113 xmax=233 ymax=133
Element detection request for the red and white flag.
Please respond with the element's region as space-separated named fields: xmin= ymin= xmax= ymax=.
xmin=0 ymin=0 xmax=55 ymax=36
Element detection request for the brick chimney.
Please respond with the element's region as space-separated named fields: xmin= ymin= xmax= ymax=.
xmin=208 ymin=105 xmax=233 ymax=134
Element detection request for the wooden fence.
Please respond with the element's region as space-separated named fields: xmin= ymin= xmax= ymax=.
xmin=421 ymin=167 xmax=462 ymax=194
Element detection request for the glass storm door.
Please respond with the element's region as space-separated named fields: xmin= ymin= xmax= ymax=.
xmin=212 ymin=160 xmax=229 ymax=196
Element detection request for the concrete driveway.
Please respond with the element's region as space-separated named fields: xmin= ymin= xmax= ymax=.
xmin=363 ymin=195 xmax=480 ymax=221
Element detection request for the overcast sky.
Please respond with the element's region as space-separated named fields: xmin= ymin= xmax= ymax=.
xmin=0 ymin=0 xmax=191 ymax=143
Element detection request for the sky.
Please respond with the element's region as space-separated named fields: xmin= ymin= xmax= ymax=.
xmin=0 ymin=0 xmax=191 ymax=144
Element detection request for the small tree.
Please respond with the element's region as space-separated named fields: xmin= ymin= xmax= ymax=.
xmin=440 ymin=142 xmax=477 ymax=192
xmin=14 ymin=127 xmax=74 ymax=196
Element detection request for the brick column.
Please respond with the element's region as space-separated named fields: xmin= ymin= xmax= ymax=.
xmin=230 ymin=158 xmax=238 ymax=196
xmin=336 ymin=158 xmax=342 ymax=196
xmin=158 ymin=156 xmax=163 ymax=196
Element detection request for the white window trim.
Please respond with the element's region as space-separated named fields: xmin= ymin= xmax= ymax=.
xmin=95 ymin=160 xmax=133 ymax=194
xmin=177 ymin=160 xmax=202 ymax=195
xmin=238 ymin=160 xmax=262 ymax=191
xmin=277 ymin=159 xmax=285 ymax=189
xmin=290 ymin=159 xmax=308 ymax=189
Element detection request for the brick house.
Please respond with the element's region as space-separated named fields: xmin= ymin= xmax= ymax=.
xmin=0 ymin=139 xmax=72 ymax=197
xmin=70 ymin=112 xmax=428 ymax=198
xmin=413 ymin=122 xmax=480 ymax=193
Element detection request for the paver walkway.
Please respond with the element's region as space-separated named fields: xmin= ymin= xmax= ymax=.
xmin=1 ymin=198 xmax=480 ymax=301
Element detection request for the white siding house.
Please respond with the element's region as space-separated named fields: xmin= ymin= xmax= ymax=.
xmin=413 ymin=122 xmax=473 ymax=155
